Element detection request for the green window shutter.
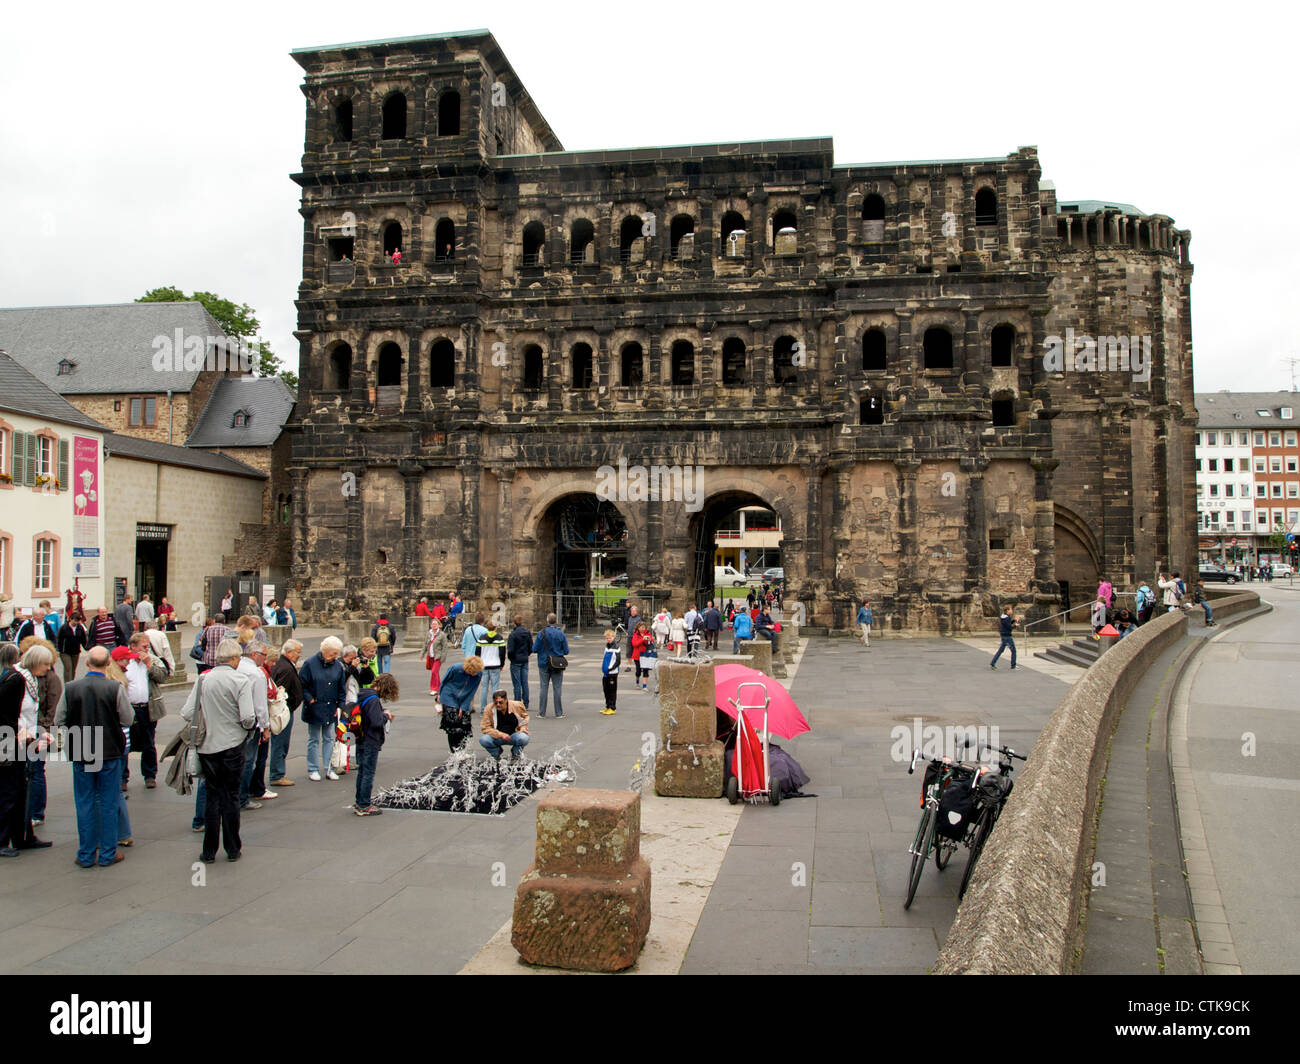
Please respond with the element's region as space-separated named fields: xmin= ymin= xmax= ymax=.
xmin=12 ymin=432 xmax=28 ymax=486
xmin=25 ymin=433 xmax=38 ymax=487
xmin=58 ymin=437 xmax=69 ymax=490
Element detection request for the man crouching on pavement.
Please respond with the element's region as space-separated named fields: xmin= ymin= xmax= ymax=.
xmin=479 ymin=689 xmax=529 ymax=762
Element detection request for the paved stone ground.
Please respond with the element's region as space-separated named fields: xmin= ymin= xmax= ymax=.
xmin=680 ymin=633 xmax=1073 ymax=974
xmin=0 ymin=629 xmax=1072 ymax=974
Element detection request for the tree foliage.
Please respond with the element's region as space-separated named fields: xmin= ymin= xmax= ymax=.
xmin=137 ymin=286 xmax=297 ymax=392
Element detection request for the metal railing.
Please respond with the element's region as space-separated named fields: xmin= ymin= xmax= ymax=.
xmin=1020 ymin=593 xmax=1139 ymax=656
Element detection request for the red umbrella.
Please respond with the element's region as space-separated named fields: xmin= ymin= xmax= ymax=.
xmin=714 ymin=664 xmax=810 ymax=740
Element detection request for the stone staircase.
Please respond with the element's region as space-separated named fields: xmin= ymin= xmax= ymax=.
xmin=1033 ymin=635 xmax=1101 ymax=668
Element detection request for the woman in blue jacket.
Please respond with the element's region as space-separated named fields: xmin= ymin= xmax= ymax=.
xmin=298 ymin=636 xmax=346 ymax=781
xmin=437 ymin=656 xmax=483 ymax=752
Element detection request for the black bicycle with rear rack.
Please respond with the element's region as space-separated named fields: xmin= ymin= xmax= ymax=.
xmin=904 ymin=742 xmax=1026 ymax=908
xmin=904 ymin=750 xmax=978 ymax=908
xmin=957 ymin=743 xmax=1025 ymax=899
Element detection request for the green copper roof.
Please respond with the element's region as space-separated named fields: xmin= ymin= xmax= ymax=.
xmin=291 ymin=29 xmax=491 ymax=55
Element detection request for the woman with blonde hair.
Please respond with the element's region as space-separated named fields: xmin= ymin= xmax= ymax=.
xmin=17 ymin=637 xmax=61 ymax=827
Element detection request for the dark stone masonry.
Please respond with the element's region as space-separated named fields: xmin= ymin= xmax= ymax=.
xmin=286 ymin=30 xmax=1196 ymax=632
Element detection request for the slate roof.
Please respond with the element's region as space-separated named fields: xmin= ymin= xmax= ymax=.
xmin=0 ymin=302 xmax=232 ymax=395
xmin=1057 ymin=199 xmax=1147 ymax=216
xmin=103 ymin=433 xmax=267 ymax=480
xmin=1196 ymin=392 xmax=1300 ymax=430
xmin=186 ymin=376 xmax=296 ymax=448
xmin=0 ymin=350 xmax=110 ymax=432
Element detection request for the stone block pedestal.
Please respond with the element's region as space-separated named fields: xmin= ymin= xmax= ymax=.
xmin=512 ymin=789 xmax=651 ymax=972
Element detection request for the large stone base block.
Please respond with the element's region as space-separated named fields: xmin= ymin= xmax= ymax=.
xmin=654 ymin=740 xmax=725 ymax=798
xmin=263 ymin=624 xmax=290 ymax=648
xmin=511 ymin=859 xmax=652 ymax=972
xmin=343 ymin=619 xmax=369 ymax=645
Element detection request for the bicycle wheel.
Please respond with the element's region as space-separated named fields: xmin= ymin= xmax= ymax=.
xmin=959 ymin=806 xmax=997 ymax=899
xmin=905 ymin=806 xmax=935 ymax=909
xmin=935 ymin=831 xmax=954 ymax=870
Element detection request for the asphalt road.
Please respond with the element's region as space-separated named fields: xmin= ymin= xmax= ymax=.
xmin=1182 ymin=583 xmax=1300 ymax=973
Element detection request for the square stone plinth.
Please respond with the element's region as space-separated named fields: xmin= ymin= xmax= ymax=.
xmin=736 ymin=640 xmax=774 ymax=676
xmin=535 ymin=788 xmax=641 ymax=876
xmin=655 ymin=740 xmax=725 ymax=798
xmin=404 ymin=615 xmax=428 ymax=648
xmin=658 ymin=660 xmax=718 ymax=745
xmin=512 ymin=859 xmax=652 ymax=972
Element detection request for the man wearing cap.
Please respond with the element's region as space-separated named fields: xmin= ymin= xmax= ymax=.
xmin=235 ymin=641 xmax=273 ymax=810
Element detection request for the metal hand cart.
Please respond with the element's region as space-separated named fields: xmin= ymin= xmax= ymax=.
xmin=724 ymin=681 xmax=781 ymax=806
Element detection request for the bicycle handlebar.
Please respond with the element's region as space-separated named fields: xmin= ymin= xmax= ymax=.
xmin=980 ymin=743 xmax=1026 ymax=762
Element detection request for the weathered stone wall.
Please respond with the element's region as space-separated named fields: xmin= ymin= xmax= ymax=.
xmin=284 ymin=33 xmax=1195 ymax=631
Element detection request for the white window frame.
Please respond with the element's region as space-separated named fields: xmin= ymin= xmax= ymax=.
xmin=34 ymin=538 xmax=53 ymax=593
xmin=1270 ymin=432 xmax=1282 ymax=446
xmin=1255 ymin=432 xmax=1266 ymax=446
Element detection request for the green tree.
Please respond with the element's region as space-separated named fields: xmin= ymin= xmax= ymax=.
xmin=137 ymin=287 xmax=297 ymax=392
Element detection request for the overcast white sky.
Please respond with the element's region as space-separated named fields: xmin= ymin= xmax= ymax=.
xmin=3 ymin=0 xmax=1296 ymax=393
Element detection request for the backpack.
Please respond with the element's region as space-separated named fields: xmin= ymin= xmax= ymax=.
xmin=347 ymin=692 xmax=379 ymax=736
xmin=376 ymin=625 xmax=391 ymax=647
xmin=693 ymin=613 xmax=706 ymax=632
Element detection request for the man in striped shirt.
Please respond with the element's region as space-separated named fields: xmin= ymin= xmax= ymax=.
xmin=90 ymin=606 xmax=118 ymax=649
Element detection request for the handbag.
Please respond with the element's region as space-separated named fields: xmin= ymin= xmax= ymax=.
xmin=189 ymin=630 xmax=204 ymax=662
xmin=548 ymin=654 xmax=568 ymax=670
xmin=268 ymin=690 xmax=291 ymax=735
xmin=330 ymin=737 xmax=351 ymax=773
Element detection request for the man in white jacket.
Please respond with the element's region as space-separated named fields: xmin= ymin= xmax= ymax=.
xmin=1157 ymin=572 xmax=1182 ymax=612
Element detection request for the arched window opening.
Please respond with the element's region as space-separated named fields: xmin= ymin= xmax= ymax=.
xmin=438 ymin=91 xmax=461 ymax=136
xmin=722 ymin=337 xmax=746 ymax=386
xmin=773 ymin=335 xmax=799 ymax=384
xmin=670 ymin=215 xmax=695 ymax=260
xmin=382 ymin=222 xmax=403 ymax=257
xmin=571 ymin=343 xmax=594 ymax=389
xmin=570 ymin=219 xmax=595 ymax=264
xmin=860 ymin=393 xmax=884 ymax=425
xmin=923 ymin=327 xmax=953 ymax=370
xmin=671 ymin=340 xmax=694 ymax=386
xmin=327 ymin=344 xmax=352 ymax=390
xmin=376 ymin=342 xmax=403 ymax=387
xmin=435 ymin=218 xmax=455 ymax=262
xmin=772 ymin=209 xmax=798 ymax=254
xmin=328 ymin=235 xmax=354 ymax=261
xmin=382 ymin=93 xmax=407 ymax=139
xmin=619 ymin=216 xmax=644 ymax=263
xmin=430 ymin=339 xmax=455 ymax=388
xmin=863 ymin=329 xmax=887 ymax=371
xmin=720 ymin=210 xmax=746 ymax=257
xmin=991 ymin=325 xmax=1015 ymax=367
xmin=334 ymin=99 xmax=353 ymax=142
xmin=863 ymin=193 xmax=886 ymax=241
xmin=620 ymin=343 xmax=644 ymax=387
xmin=522 ymin=221 xmax=546 ymax=266
xmin=523 ymin=345 xmax=545 ymax=390
xmin=277 ymin=493 xmax=292 ymax=525
xmin=975 ymin=188 xmax=997 ymax=226
xmin=1138 ymin=221 xmax=1151 ymax=249
xmin=992 ymin=398 xmax=1015 ymax=426
xmin=1085 ymin=216 xmax=1099 ymax=245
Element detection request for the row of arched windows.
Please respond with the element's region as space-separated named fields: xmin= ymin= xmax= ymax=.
xmin=324 ymin=190 xmax=1003 ymax=268
xmin=859 ymin=188 xmax=996 ymax=226
xmin=861 ymin=324 xmax=1017 ymax=371
xmin=329 ymin=90 xmax=462 ymax=143
xmin=321 ymin=324 xmax=1022 ymax=393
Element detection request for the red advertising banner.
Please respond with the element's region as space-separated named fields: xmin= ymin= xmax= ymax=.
xmin=72 ymin=435 xmax=100 ymax=577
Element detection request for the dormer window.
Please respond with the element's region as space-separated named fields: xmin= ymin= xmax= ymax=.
xmin=1283 ymin=407 xmax=1294 ymax=420
xmin=57 ymin=359 xmax=75 ymax=376
xmin=231 ymin=409 xmax=251 ymax=428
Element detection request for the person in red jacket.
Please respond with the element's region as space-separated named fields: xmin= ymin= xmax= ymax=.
xmin=630 ymin=622 xmax=655 ymax=691
xmin=414 ymin=598 xmax=432 ymax=618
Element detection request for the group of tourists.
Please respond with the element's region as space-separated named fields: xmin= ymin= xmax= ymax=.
xmin=1093 ymin=571 xmax=1216 ymax=639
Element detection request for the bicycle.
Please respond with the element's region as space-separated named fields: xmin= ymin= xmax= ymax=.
xmin=904 ymin=749 xmax=977 ymax=909
xmin=957 ymin=743 xmax=1026 ymax=900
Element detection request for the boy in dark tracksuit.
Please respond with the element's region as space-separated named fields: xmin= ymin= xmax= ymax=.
xmin=990 ymin=606 xmax=1021 ymax=670
xmin=600 ymin=630 xmax=620 ymax=716
xmin=354 ymin=673 xmax=398 ymax=816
